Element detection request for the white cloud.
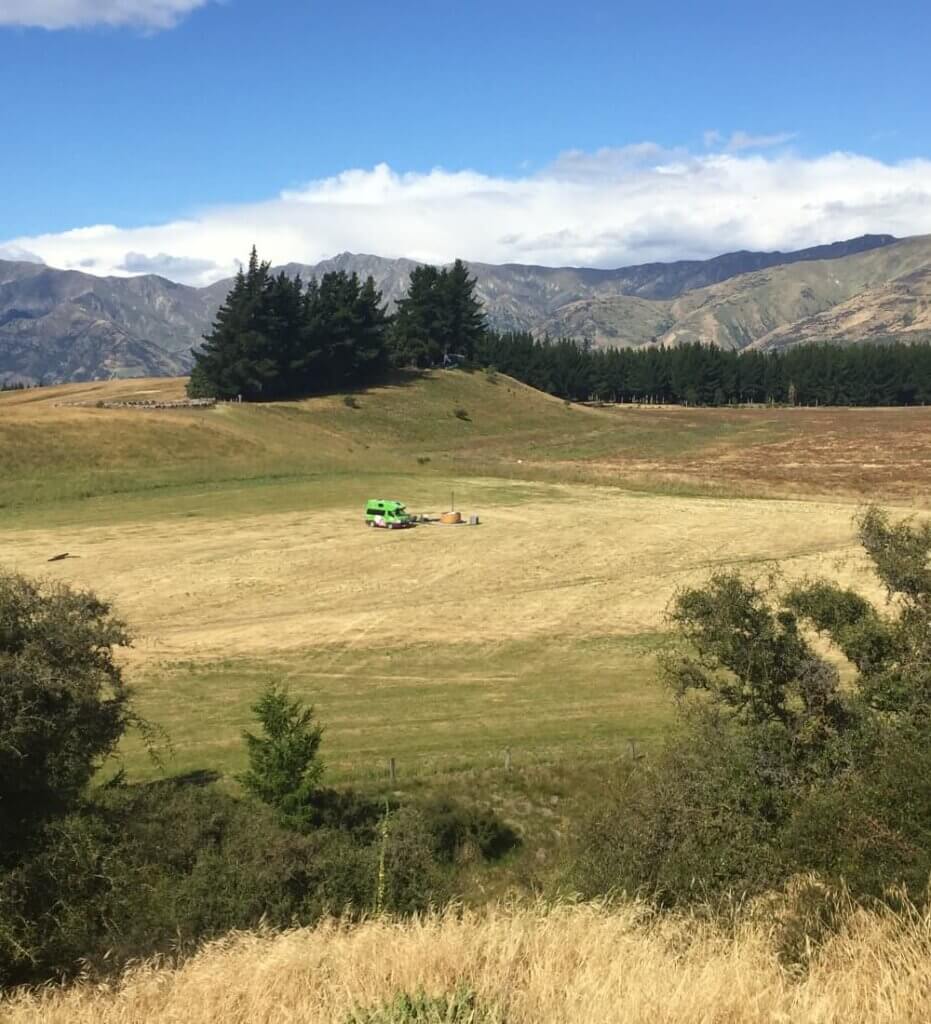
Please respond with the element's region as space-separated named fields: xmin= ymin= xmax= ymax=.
xmin=0 ymin=1 xmax=211 ymax=30
xmin=119 ymin=251 xmax=220 ymax=277
xmin=0 ymin=244 xmax=45 ymax=263
xmin=726 ymin=130 xmax=798 ymax=151
xmin=4 ymin=144 xmax=931 ymax=286
xmin=703 ymin=130 xmax=795 ymax=151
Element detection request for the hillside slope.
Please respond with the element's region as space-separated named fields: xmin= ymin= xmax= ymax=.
xmin=210 ymin=234 xmax=896 ymax=336
xmin=6 ymin=372 xmax=931 ymax=526
xmin=752 ymin=266 xmax=931 ymax=349
xmin=538 ymin=234 xmax=931 ymax=350
xmin=0 ymin=369 xmax=600 ymax=515
xmin=663 ymin=234 xmax=931 ymax=350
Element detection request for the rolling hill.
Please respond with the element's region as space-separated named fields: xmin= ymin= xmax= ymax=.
xmin=6 ymin=232 xmax=931 ymax=385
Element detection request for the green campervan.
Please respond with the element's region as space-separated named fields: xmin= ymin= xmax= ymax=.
xmin=365 ymin=499 xmax=413 ymax=529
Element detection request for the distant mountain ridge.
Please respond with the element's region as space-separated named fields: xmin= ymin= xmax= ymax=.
xmin=0 ymin=261 xmax=215 ymax=383
xmin=2 ymin=232 xmax=925 ymax=386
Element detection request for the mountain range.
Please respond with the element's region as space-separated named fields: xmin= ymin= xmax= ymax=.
xmin=3 ymin=232 xmax=931 ymax=385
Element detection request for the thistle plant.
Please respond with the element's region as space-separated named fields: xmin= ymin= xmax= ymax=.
xmin=374 ymin=800 xmax=391 ymax=916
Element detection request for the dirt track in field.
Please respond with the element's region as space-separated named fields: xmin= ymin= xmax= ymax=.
xmin=0 ymin=482 xmax=878 ymax=665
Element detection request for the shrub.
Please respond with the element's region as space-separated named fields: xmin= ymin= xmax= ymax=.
xmin=378 ymin=806 xmax=450 ymax=915
xmin=452 ymin=407 xmax=470 ymax=421
xmin=347 ymin=988 xmax=502 ymax=1023
xmin=343 ymin=395 xmax=360 ymax=409
xmin=572 ymin=507 xmax=931 ymax=906
xmin=0 ymin=781 xmax=454 ymax=985
xmin=301 ymin=787 xmax=387 ymax=840
xmin=778 ymin=720 xmax=931 ymax=897
xmin=0 ymin=785 xmax=310 ymax=983
xmin=572 ymin=718 xmax=789 ymax=904
xmin=420 ymin=798 xmax=520 ymax=864
xmin=0 ymin=572 xmax=141 ymax=867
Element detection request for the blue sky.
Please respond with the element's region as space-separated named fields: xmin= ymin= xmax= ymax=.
xmin=1 ymin=0 xmax=930 ymax=282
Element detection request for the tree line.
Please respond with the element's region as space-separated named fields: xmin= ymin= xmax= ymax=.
xmin=188 ymin=248 xmax=486 ymax=401
xmin=476 ymin=332 xmax=931 ymax=407
xmin=190 ymin=247 xmax=931 ymax=407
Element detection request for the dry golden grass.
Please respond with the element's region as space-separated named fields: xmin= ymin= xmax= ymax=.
xmin=0 ymin=484 xmax=873 ymax=660
xmin=4 ymin=900 xmax=929 ymax=1024
xmin=1 ymin=479 xmax=880 ymax=782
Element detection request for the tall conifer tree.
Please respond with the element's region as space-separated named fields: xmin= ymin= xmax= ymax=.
xmin=442 ymin=259 xmax=486 ymax=359
xmin=188 ymin=246 xmax=275 ymax=400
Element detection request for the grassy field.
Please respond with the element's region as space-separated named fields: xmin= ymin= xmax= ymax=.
xmin=1 ymin=371 xmax=927 ymax=827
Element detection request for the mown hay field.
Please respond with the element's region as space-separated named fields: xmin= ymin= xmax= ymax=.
xmin=1 ymin=372 xmax=927 ymax=792
xmin=4 ymin=899 xmax=930 ymax=1024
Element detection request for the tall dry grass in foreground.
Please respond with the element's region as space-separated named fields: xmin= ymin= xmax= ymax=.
xmin=3 ymin=900 xmax=929 ymax=1024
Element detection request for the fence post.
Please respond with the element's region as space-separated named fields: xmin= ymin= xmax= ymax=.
xmin=388 ymin=757 xmax=397 ymax=783
xmin=504 ymin=747 xmax=512 ymax=772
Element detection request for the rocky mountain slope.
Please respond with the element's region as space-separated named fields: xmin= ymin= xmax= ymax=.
xmin=749 ymin=265 xmax=931 ymax=350
xmin=4 ymin=233 xmax=929 ymax=385
xmin=0 ymin=261 xmax=215 ymax=383
xmin=538 ymin=235 xmax=931 ymax=350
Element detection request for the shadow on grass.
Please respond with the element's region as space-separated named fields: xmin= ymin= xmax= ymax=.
xmin=140 ymin=768 xmax=223 ymax=791
xmin=248 ymin=368 xmax=432 ymax=404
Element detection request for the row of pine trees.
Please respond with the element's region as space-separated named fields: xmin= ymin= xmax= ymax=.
xmin=189 ymin=248 xmax=931 ymax=407
xmin=188 ymin=248 xmax=485 ymax=400
xmin=476 ymin=332 xmax=931 ymax=407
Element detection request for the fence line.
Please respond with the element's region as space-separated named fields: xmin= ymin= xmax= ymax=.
xmin=55 ymin=398 xmax=217 ymax=410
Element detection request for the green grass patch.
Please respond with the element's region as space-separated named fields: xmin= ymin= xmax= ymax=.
xmin=116 ymin=633 xmax=669 ymax=788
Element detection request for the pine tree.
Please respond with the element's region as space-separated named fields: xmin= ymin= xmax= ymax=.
xmin=187 ymin=265 xmax=248 ymax=399
xmin=187 ymin=246 xmax=275 ymax=400
xmin=441 ymin=259 xmax=486 ymax=360
xmin=388 ymin=260 xmax=486 ymax=367
xmin=389 ymin=265 xmax=444 ymax=367
xmin=261 ymin=271 xmax=305 ymax=399
xmin=188 ymin=249 xmax=390 ymax=400
xmin=353 ymin=275 xmax=391 ymax=381
xmin=239 ymin=683 xmax=324 ymax=831
xmin=312 ymin=271 xmax=360 ymax=389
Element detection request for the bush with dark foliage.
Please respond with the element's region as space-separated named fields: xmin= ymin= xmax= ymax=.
xmin=574 ymin=507 xmax=931 ymax=906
